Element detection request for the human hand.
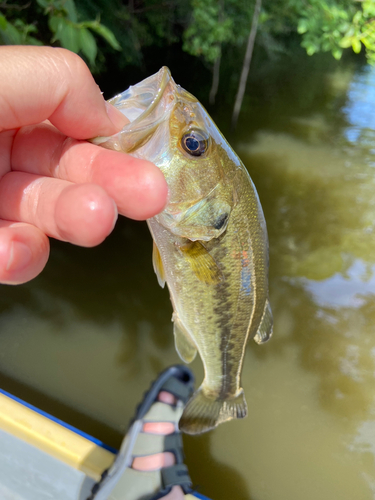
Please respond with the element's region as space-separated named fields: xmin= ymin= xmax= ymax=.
xmin=0 ymin=46 xmax=168 ymax=285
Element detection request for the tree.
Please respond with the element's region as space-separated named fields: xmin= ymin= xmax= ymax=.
xmin=183 ymin=0 xmax=375 ymax=123
xmin=1 ymin=0 xmax=375 ymax=88
xmin=183 ymin=0 xmax=258 ymax=104
xmin=183 ymin=0 xmax=232 ymax=104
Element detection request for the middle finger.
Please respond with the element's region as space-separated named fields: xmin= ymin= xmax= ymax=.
xmin=10 ymin=123 xmax=168 ymax=220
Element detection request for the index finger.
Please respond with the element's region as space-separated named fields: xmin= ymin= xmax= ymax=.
xmin=0 ymin=46 xmax=128 ymax=139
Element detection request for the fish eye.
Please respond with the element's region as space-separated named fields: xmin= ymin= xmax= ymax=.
xmin=181 ymin=130 xmax=209 ymax=156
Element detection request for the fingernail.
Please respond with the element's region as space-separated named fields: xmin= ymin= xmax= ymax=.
xmin=6 ymin=241 xmax=32 ymax=272
xmin=105 ymin=102 xmax=129 ymax=131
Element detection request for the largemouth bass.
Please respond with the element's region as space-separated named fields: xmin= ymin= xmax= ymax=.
xmin=93 ymin=67 xmax=273 ymax=434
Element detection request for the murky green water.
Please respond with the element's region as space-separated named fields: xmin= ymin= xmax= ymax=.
xmin=1 ymin=54 xmax=375 ymax=500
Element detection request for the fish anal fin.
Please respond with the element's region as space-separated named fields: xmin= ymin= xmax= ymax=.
xmin=179 ymin=241 xmax=223 ymax=285
xmin=254 ymin=299 xmax=273 ymax=344
xmin=152 ymin=241 xmax=166 ymax=288
xmin=179 ymin=387 xmax=247 ymax=435
xmin=173 ymin=314 xmax=197 ymax=364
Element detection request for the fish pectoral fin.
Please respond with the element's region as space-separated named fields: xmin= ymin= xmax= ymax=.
xmin=179 ymin=241 xmax=223 ymax=285
xmin=152 ymin=241 xmax=166 ymax=288
xmin=173 ymin=314 xmax=197 ymax=364
xmin=254 ymin=299 xmax=273 ymax=344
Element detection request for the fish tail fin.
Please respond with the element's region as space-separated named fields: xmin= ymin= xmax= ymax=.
xmin=179 ymin=386 xmax=247 ymax=435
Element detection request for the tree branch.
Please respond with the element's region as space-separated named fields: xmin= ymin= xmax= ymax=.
xmin=0 ymin=1 xmax=30 ymax=10
xmin=232 ymin=0 xmax=262 ymax=129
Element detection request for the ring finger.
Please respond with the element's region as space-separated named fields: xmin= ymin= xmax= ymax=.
xmin=0 ymin=172 xmax=118 ymax=247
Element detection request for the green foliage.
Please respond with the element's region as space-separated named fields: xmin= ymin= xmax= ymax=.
xmin=182 ymin=0 xmax=375 ymax=71
xmin=72 ymin=0 xmax=190 ymax=69
xmin=183 ymin=0 xmax=258 ymax=65
xmin=0 ymin=0 xmax=120 ymax=67
xmin=292 ymin=0 xmax=375 ymax=64
xmin=39 ymin=0 xmax=121 ymax=65
xmin=0 ymin=12 xmax=42 ymax=45
xmin=339 ymin=0 xmax=375 ymax=64
xmin=183 ymin=0 xmax=233 ymax=63
xmin=1 ymin=0 xmax=375 ymax=74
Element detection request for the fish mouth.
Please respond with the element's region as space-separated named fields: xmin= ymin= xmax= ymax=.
xmin=115 ymin=66 xmax=172 ymax=126
xmin=91 ymin=67 xmax=174 ymax=151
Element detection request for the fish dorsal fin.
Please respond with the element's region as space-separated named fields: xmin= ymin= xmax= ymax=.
xmin=173 ymin=313 xmax=197 ymax=363
xmin=152 ymin=241 xmax=166 ymax=288
xmin=179 ymin=241 xmax=223 ymax=285
xmin=254 ymin=299 xmax=273 ymax=344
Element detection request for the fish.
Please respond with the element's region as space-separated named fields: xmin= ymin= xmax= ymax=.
xmin=92 ymin=67 xmax=273 ymax=434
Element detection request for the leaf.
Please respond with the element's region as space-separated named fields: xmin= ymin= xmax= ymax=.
xmin=353 ymin=10 xmax=363 ymax=25
xmin=339 ymin=36 xmax=353 ymax=48
xmin=0 ymin=14 xmax=7 ymax=30
xmin=89 ymin=23 xmax=121 ymax=50
xmin=332 ymin=48 xmax=343 ymax=60
xmin=1 ymin=21 xmax=22 ymax=45
xmin=297 ymin=19 xmax=308 ymax=34
xmin=306 ymin=44 xmax=317 ymax=56
xmin=27 ymin=36 xmax=43 ymax=46
xmin=26 ymin=24 xmax=38 ymax=34
xmin=36 ymin=0 xmax=50 ymax=8
xmin=49 ymin=15 xmax=64 ymax=37
xmin=63 ymin=0 xmax=78 ymax=23
xmin=363 ymin=1 xmax=375 ymax=18
xmin=352 ymin=38 xmax=362 ymax=54
xmin=79 ymin=27 xmax=97 ymax=65
xmin=361 ymin=36 xmax=375 ymax=50
xmin=338 ymin=22 xmax=350 ymax=33
xmin=344 ymin=26 xmax=355 ymax=38
xmin=58 ymin=21 xmax=80 ymax=53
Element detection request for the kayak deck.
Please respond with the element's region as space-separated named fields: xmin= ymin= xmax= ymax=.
xmin=0 ymin=389 xmax=116 ymax=499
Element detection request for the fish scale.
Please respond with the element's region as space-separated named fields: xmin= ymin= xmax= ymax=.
xmin=92 ymin=67 xmax=273 ymax=434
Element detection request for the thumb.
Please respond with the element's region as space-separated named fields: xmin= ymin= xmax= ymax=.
xmin=0 ymin=46 xmax=128 ymax=139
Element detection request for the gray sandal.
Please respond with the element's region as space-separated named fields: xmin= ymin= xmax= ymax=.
xmin=88 ymin=365 xmax=197 ymax=500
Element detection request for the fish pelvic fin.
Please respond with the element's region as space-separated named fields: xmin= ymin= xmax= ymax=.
xmin=152 ymin=241 xmax=166 ymax=288
xmin=173 ymin=314 xmax=197 ymax=364
xmin=179 ymin=386 xmax=247 ymax=435
xmin=254 ymin=298 xmax=273 ymax=344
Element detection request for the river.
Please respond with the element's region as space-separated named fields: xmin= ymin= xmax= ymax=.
xmin=0 ymin=52 xmax=375 ymax=500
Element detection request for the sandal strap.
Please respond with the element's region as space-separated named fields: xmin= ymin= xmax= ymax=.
xmin=136 ymin=365 xmax=195 ymax=421
xmin=145 ymin=464 xmax=193 ymax=499
xmin=161 ymin=376 xmax=193 ymax=403
xmin=161 ymin=464 xmax=192 ymax=491
xmin=164 ymin=433 xmax=184 ymax=463
xmin=132 ymin=432 xmax=184 ymax=463
xmin=92 ymin=465 xmax=193 ymax=500
xmin=143 ymin=401 xmax=184 ymax=423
